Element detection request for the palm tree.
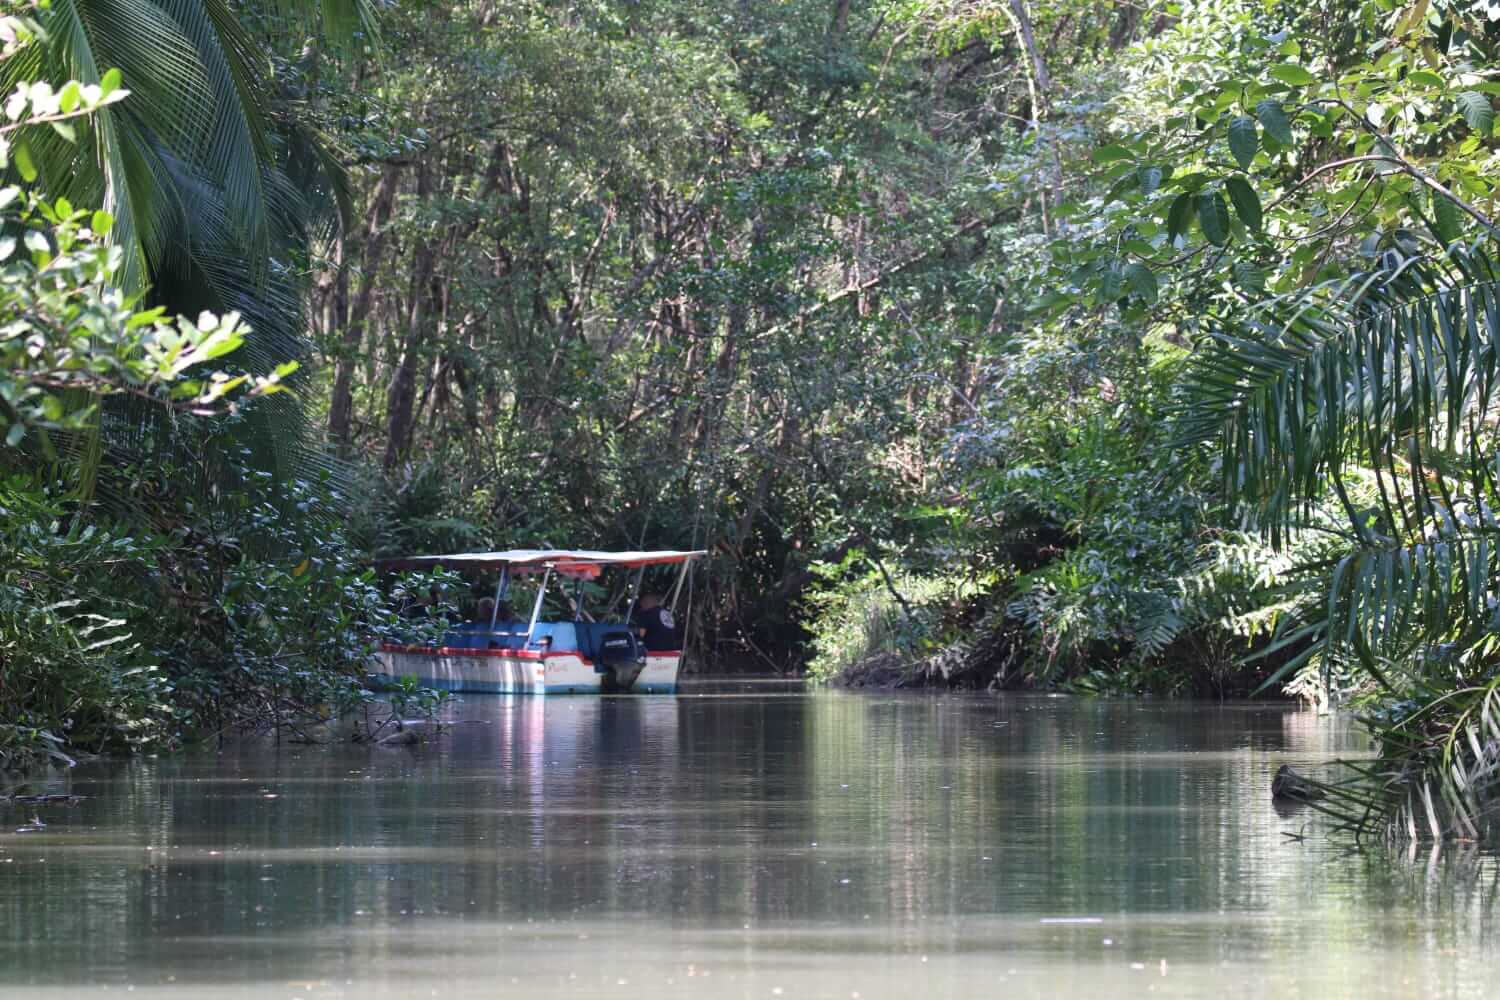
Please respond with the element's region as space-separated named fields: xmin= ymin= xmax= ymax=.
xmin=1179 ymin=241 xmax=1500 ymax=840
xmin=3 ymin=0 xmax=373 ymax=500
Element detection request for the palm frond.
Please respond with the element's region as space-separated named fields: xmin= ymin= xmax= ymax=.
xmin=1179 ymin=264 xmax=1500 ymax=544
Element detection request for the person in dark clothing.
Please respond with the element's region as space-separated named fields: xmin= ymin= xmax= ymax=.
xmin=631 ymin=593 xmax=678 ymax=651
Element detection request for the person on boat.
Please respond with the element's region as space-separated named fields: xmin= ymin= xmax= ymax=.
xmin=631 ymin=593 xmax=678 ymax=651
xmin=475 ymin=597 xmax=496 ymax=625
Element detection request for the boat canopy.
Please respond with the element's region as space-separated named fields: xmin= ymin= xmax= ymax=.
xmin=377 ymin=548 xmax=707 ymax=576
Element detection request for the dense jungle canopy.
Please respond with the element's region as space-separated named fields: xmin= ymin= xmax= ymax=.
xmin=3 ymin=0 xmax=1500 ymax=840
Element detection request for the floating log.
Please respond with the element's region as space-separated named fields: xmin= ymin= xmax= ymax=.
xmin=1272 ymin=764 xmax=1326 ymax=803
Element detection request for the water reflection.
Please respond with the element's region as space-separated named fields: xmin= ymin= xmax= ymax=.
xmin=0 ymin=692 xmax=1496 ymax=998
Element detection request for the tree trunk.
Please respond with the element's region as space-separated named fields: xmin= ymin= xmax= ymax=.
xmin=1006 ymin=0 xmax=1051 ymax=119
xmin=329 ymin=164 xmax=401 ymax=454
xmin=382 ymin=162 xmax=437 ymax=472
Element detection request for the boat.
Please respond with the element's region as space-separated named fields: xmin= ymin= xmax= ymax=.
xmin=371 ymin=548 xmax=706 ymax=694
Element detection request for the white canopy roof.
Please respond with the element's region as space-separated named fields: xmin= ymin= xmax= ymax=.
xmin=378 ymin=548 xmax=707 ymax=572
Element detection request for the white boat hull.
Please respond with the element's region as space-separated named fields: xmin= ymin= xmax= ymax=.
xmin=373 ymin=646 xmax=682 ymax=694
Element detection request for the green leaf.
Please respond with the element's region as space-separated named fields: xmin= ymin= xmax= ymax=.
xmin=23 ymin=231 xmax=48 ymax=254
xmin=58 ymin=81 xmax=81 ymax=113
xmin=99 ymin=68 xmax=123 ymax=99
xmin=1406 ymin=70 xmax=1444 ymax=89
xmin=91 ymin=211 xmax=114 ymax=235
xmin=1092 ymin=144 xmax=1135 ymax=164
xmin=1167 ymin=192 xmax=1196 ymax=241
xmin=1138 ymin=165 xmax=1163 ymax=196
xmin=1255 ymin=100 xmax=1294 ymax=147
xmin=1124 ymin=262 xmax=1159 ymax=304
xmin=1105 ymin=170 xmax=1140 ymax=202
xmin=1198 ymin=191 xmax=1231 ymax=245
xmin=1455 ymin=91 xmax=1493 ymax=136
xmin=1431 ymin=190 xmax=1463 ymax=246
xmin=50 ymin=120 xmax=76 ymax=143
xmin=1225 ymin=176 xmax=1263 ymax=232
xmin=13 ymin=141 xmax=36 ymax=183
xmin=5 ymin=423 xmax=23 ymax=448
xmin=1099 ymin=261 xmax=1124 ymax=301
xmin=1227 ymin=116 xmax=1259 ymax=169
xmin=1269 ymin=64 xmax=1317 ymax=87
xmin=1232 ymin=259 xmax=1265 ymax=292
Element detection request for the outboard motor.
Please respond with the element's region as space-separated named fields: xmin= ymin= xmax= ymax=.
xmin=596 ymin=629 xmax=646 ymax=693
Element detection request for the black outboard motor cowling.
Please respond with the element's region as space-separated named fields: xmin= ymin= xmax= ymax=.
xmin=596 ymin=629 xmax=646 ymax=693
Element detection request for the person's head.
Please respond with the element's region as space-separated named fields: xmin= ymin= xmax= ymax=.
xmin=639 ymin=593 xmax=662 ymax=610
xmin=477 ymin=597 xmax=496 ymax=620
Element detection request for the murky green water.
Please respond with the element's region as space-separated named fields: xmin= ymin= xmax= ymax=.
xmin=2 ymin=689 xmax=1497 ymax=998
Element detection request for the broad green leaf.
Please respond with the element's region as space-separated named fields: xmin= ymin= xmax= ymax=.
xmin=1198 ymin=191 xmax=1231 ymax=245
xmin=1455 ymin=91 xmax=1493 ymax=136
xmin=50 ymin=120 xmax=75 ymax=143
xmin=91 ymin=211 xmax=114 ymax=234
xmin=1406 ymin=70 xmax=1444 ymax=89
xmin=1255 ymin=100 xmax=1294 ymax=146
xmin=1225 ymin=176 xmax=1263 ymax=232
xmin=1167 ymin=192 xmax=1196 ymax=241
xmin=1269 ymin=64 xmax=1317 ymax=87
xmin=1138 ymin=165 xmax=1163 ymax=196
xmin=1099 ymin=262 xmax=1124 ymax=301
xmin=1431 ymin=190 xmax=1463 ymax=245
xmin=23 ymin=230 xmax=48 ymax=254
xmin=1232 ymin=259 xmax=1265 ymax=292
xmin=13 ymin=141 xmax=36 ymax=182
xmin=1227 ymin=116 xmax=1258 ymax=169
xmin=99 ymin=68 xmax=123 ymax=99
xmin=5 ymin=423 xmax=23 ymax=448
xmin=1092 ymin=144 xmax=1134 ymax=164
xmin=1124 ymin=262 xmax=1158 ymax=304
xmin=58 ymin=81 xmax=81 ymax=113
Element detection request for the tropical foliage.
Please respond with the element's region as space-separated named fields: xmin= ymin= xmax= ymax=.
xmin=3 ymin=0 xmax=1500 ymax=844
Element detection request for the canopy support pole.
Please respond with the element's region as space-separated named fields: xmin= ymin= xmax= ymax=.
xmin=624 ymin=566 xmax=645 ymax=625
xmin=680 ymin=556 xmax=696 ymax=663
xmin=669 ymin=556 xmax=692 ymax=614
xmin=487 ymin=566 xmax=509 ymax=631
xmin=525 ymin=567 xmax=552 ymax=645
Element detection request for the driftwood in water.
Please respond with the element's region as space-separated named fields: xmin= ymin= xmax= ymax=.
xmin=376 ymin=728 xmax=422 ymax=747
xmin=1272 ymin=765 xmax=1326 ymax=803
xmin=4 ymin=793 xmax=83 ymax=805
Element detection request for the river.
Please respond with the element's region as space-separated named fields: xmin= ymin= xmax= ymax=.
xmin=1 ymin=688 xmax=1496 ymax=998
